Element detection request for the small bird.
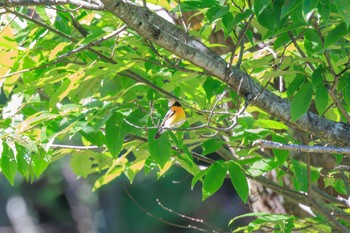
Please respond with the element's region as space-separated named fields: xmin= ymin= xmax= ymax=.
xmin=154 ymin=99 xmax=186 ymax=139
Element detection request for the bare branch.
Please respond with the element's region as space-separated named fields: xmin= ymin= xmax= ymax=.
xmin=56 ymin=24 xmax=128 ymax=60
xmin=51 ymin=144 xmax=100 ymax=150
xmin=252 ymin=139 xmax=350 ymax=155
xmin=1 ymin=0 xmax=104 ymax=10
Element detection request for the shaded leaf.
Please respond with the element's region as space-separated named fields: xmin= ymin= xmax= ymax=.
xmin=334 ymin=0 xmax=350 ymax=28
xmin=253 ymin=119 xmax=288 ymax=130
xmin=227 ymin=161 xmax=248 ymax=203
xmin=291 ymin=82 xmax=312 ymax=121
xmin=148 ymin=129 xmax=171 ymax=168
xmin=206 ymin=5 xmax=229 ymax=23
xmin=324 ymin=22 xmax=348 ymax=48
xmin=105 ymin=112 xmax=123 ymax=157
xmin=303 ymin=0 xmax=319 ymax=15
xmin=253 ymin=0 xmax=271 ymax=16
xmin=202 ymin=138 xmax=222 ymax=156
xmin=281 ymin=0 xmax=302 ymax=19
xmin=315 ymin=84 xmax=329 ymax=114
xmin=202 ymin=161 xmax=226 ymax=200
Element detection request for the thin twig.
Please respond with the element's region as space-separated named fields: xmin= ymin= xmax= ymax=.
xmin=252 ymin=139 xmax=350 ymax=155
xmin=51 ymin=144 xmax=100 ymax=150
xmin=123 ymin=183 xmax=211 ymax=233
xmin=56 ymin=24 xmax=128 ymax=61
xmin=287 ymin=30 xmax=315 ymax=71
xmin=156 ymin=199 xmax=226 ymax=233
xmin=6 ymin=8 xmax=116 ymax=64
xmin=2 ymin=0 xmax=104 ymax=10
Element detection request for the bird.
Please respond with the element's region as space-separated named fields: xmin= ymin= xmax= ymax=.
xmin=154 ymin=99 xmax=186 ymax=139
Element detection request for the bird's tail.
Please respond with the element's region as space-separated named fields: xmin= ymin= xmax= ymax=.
xmin=154 ymin=128 xmax=164 ymax=139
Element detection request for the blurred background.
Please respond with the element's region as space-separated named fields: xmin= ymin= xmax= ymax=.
xmin=0 ymin=156 xmax=250 ymax=233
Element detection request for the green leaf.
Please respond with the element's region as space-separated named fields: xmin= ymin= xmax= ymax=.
xmin=222 ymin=12 xmax=235 ymax=37
xmin=290 ymin=3 xmax=306 ymax=25
xmin=303 ymin=0 xmax=319 ymax=15
xmin=79 ymin=127 xmax=105 ymax=146
xmin=232 ymin=9 xmax=253 ymax=26
xmin=272 ymin=134 xmax=289 ymax=163
xmin=206 ymin=5 xmax=229 ymax=23
xmin=290 ymin=82 xmax=312 ymax=121
xmin=32 ymin=151 xmax=50 ymax=178
xmin=315 ymin=84 xmax=329 ymax=114
xmin=148 ymin=129 xmax=171 ymax=168
xmin=253 ymin=119 xmax=288 ymax=130
xmin=202 ymin=161 xmax=226 ymax=200
xmin=259 ymin=70 xmax=301 ymax=83
xmin=304 ymin=28 xmax=322 ymax=54
xmin=202 ymin=138 xmax=222 ymax=156
xmin=317 ymin=0 xmax=330 ymax=21
xmin=248 ymin=158 xmax=279 ymax=177
xmin=334 ymin=0 xmax=350 ymax=28
xmin=1 ymin=141 xmax=17 ymax=185
xmin=70 ymin=151 xmax=96 ymax=178
xmin=36 ymin=6 xmax=56 ymax=24
xmin=324 ymin=22 xmax=348 ymax=48
xmin=273 ymin=32 xmax=290 ymax=50
xmin=124 ymin=157 xmax=146 ymax=184
xmin=291 ymin=159 xmax=307 ymax=191
xmin=344 ymin=76 xmax=350 ymax=107
xmin=93 ymin=166 xmax=124 ymax=190
xmin=286 ymin=74 xmax=305 ymax=99
xmin=191 ymin=169 xmax=207 ymax=189
xmin=311 ymin=65 xmax=324 ymax=88
xmin=105 ymin=112 xmax=123 ymax=157
xmin=291 ymin=159 xmax=321 ymax=192
xmin=49 ymin=42 xmax=70 ymax=61
xmin=227 ymin=161 xmax=248 ymax=203
xmin=281 ymin=0 xmax=302 ymax=19
xmin=173 ymin=0 xmax=219 ymax=12
xmin=257 ymin=6 xmax=275 ymax=31
xmin=176 ymin=145 xmax=200 ymax=176
xmin=253 ymin=0 xmax=271 ymax=16
xmin=203 ymin=77 xmax=225 ymax=101
xmin=15 ymin=142 xmax=34 ymax=180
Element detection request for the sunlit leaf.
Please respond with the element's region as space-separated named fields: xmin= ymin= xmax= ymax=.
xmin=253 ymin=119 xmax=288 ymax=130
xmin=1 ymin=141 xmax=17 ymax=185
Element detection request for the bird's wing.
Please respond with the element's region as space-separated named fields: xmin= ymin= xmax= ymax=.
xmin=160 ymin=109 xmax=175 ymax=127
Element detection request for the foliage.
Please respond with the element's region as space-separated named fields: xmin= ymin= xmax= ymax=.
xmin=0 ymin=0 xmax=349 ymax=232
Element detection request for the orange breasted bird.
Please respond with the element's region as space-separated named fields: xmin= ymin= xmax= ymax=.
xmin=154 ymin=99 xmax=186 ymax=139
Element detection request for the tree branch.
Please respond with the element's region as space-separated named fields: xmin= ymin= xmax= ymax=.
xmin=97 ymin=0 xmax=350 ymax=147
xmin=252 ymin=139 xmax=350 ymax=155
xmin=3 ymin=0 xmax=350 ymax=147
xmin=1 ymin=0 xmax=104 ymax=10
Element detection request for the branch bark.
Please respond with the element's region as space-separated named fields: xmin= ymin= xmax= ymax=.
xmin=253 ymin=139 xmax=350 ymax=155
